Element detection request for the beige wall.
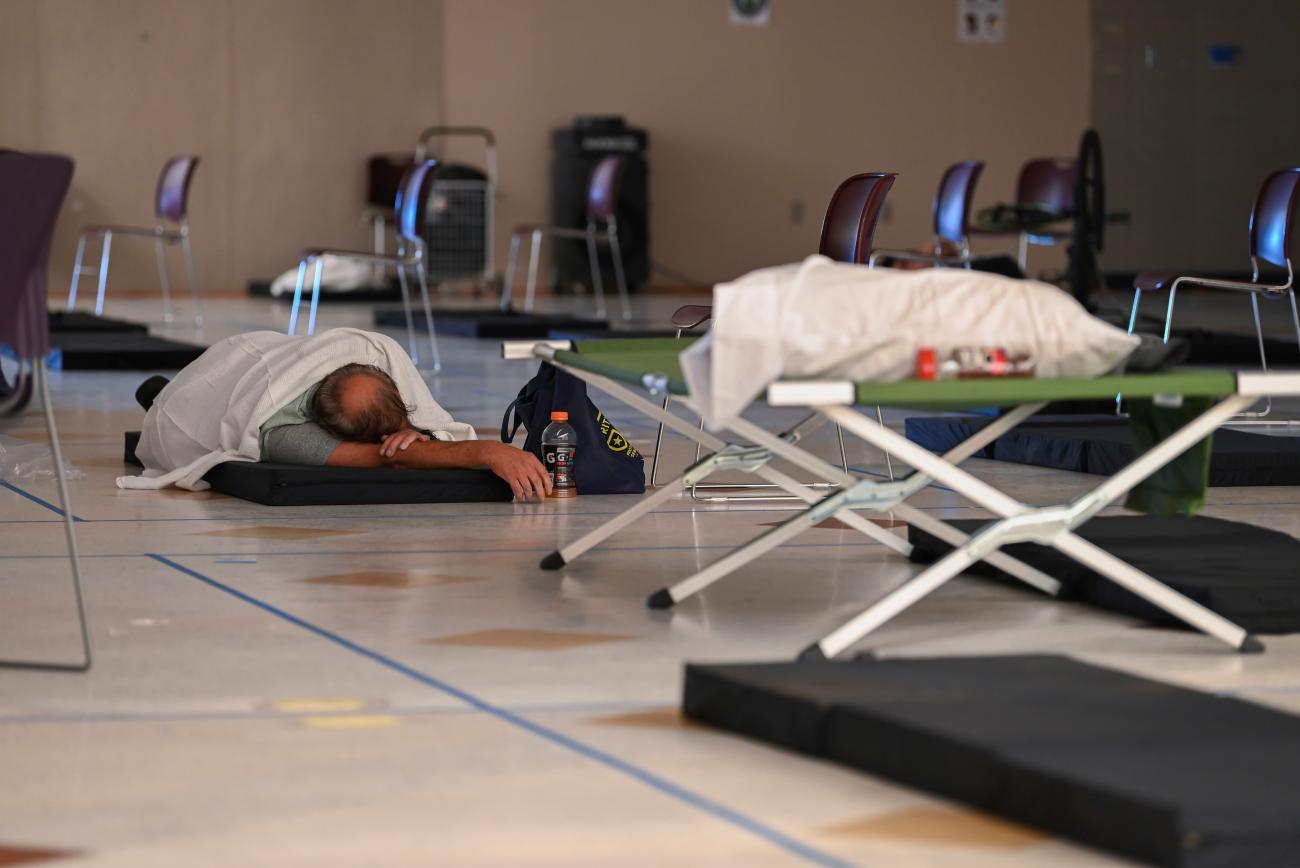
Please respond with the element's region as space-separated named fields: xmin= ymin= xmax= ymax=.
xmin=0 ymin=0 xmax=443 ymax=294
xmin=442 ymin=0 xmax=1092 ymax=286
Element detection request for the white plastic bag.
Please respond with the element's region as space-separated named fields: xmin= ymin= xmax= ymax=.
xmin=0 ymin=438 xmax=85 ymax=482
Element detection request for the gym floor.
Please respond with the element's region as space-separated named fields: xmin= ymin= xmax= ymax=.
xmin=4 ymin=288 xmax=1300 ymax=867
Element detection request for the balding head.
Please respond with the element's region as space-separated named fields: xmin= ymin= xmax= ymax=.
xmin=311 ymin=363 xmax=412 ymax=442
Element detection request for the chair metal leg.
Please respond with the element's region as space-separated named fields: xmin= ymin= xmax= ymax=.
xmin=181 ymin=229 xmax=203 ymax=328
xmin=650 ymin=393 xmax=672 ymax=487
xmin=416 ymin=262 xmax=441 ymax=374
xmin=0 ymin=359 xmax=92 ymax=672
xmin=1162 ymin=285 xmax=1178 ymax=342
xmin=154 ymin=235 xmax=174 ymax=324
xmin=287 ymin=260 xmax=308 ymax=335
xmin=94 ymin=231 xmax=112 ymax=316
xmin=67 ymin=235 xmax=88 ymax=311
xmin=608 ymin=220 xmax=632 ymax=321
xmin=586 ymin=221 xmax=608 ymax=320
xmin=1126 ymin=287 xmax=1143 ymax=335
xmin=1017 ymin=232 xmax=1028 ymax=271
xmin=525 ymin=228 xmax=542 ymax=313
xmin=501 ymin=232 xmax=521 ymax=313
xmin=1290 ymin=289 xmax=1300 ymax=359
xmin=395 ymin=263 xmax=420 ymax=364
xmin=874 ymin=406 xmax=895 ymax=480
xmin=1247 ymin=292 xmax=1272 ymax=418
xmin=372 ymin=214 xmax=387 ymax=284
xmin=307 ymin=257 xmax=324 ymax=336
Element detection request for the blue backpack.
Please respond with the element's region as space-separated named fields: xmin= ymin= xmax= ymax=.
xmin=501 ymin=363 xmax=645 ymax=495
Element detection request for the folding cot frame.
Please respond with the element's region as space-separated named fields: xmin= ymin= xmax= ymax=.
xmin=505 ymin=337 xmax=1292 ymax=659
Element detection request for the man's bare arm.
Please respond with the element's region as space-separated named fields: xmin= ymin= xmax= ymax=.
xmin=326 ymin=438 xmax=552 ymax=500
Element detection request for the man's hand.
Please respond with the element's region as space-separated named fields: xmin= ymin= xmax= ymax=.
xmin=482 ymin=442 xmax=552 ymax=501
xmin=379 ymin=428 xmax=430 ymax=458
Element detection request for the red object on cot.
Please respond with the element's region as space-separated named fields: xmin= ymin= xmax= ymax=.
xmin=989 ymin=348 xmax=1007 ymax=376
xmin=916 ymin=347 xmax=938 ymax=380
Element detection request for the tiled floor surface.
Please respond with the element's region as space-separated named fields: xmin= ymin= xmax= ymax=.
xmin=3 ymin=288 xmax=1299 ymax=867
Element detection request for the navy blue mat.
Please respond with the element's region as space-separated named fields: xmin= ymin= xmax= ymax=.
xmin=684 ymin=655 xmax=1300 ymax=868
xmin=905 ymin=414 xmax=1300 ymax=486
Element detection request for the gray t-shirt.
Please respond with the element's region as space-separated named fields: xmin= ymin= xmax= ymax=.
xmin=259 ymin=383 xmax=341 ymax=465
xmin=262 ymin=421 xmax=341 ymax=466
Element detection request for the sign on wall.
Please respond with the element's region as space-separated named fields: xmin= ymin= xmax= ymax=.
xmin=958 ymin=0 xmax=1006 ymax=43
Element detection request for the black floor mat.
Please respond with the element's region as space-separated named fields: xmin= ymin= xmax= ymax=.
xmin=248 ymin=279 xmax=405 ymax=303
xmin=123 ymin=431 xmax=512 ymax=505
xmin=373 ymin=307 xmax=610 ymax=338
xmin=908 ymin=515 xmax=1300 ymax=633
xmin=683 ymin=655 xmax=1300 ymax=868
xmin=50 ymin=331 xmax=205 ymax=371
xmin=48 ymin=311 xmax=148 ymax=333
xmin=905 ymin=414 xmax=1300 ymax=486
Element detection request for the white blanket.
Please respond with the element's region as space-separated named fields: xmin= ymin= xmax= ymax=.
xmin=117 ymin=328 xmax=475 ymax=491
xmin=680 ymin=256 xmax=1140 ymax=428
xmin=269 ymin=256 xmax=373 ymax=297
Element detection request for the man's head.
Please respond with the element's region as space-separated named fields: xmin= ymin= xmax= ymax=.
xmin=311 ymin=363 xmax=412 ymax=442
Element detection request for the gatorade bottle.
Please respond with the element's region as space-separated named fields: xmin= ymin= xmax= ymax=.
xmin=542 ymin=411 xmax=577 ymax=498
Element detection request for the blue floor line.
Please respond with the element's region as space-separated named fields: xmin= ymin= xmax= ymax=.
xmin=146 ymin=553 xmax=854 ymax=868
xmin=0 ymin=480 xmax=86 ymax=522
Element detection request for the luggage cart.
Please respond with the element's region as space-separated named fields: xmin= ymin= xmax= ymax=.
xmin=415 ymin=126 xmax=499 ymax=292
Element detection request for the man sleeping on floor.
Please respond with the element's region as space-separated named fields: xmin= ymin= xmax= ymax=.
xmin=116 ymin=327 xmax=551 ymax=500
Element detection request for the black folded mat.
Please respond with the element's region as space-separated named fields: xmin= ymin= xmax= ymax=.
xmin=123 ymin=431 xmax=512 ymax=506
xmin=247 ymin=279 xmax=405 ymax=303
xmin=48 ymin=311 xmax=148 ymax=333
xmin=373 ymin=307 xmax=610 ymax=338
xmin=908 ymin=515 xmax=1300 ymax=633
xmin=683 ymin=655 xmax=1300 ymax=868
xmin=905 ymin=414 xmax=1300 ymax=486
xmin=50 ymin=331 xmax=206 ymax=371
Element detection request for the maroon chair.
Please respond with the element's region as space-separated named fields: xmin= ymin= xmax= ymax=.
xmin=67 ymin=155 xmax=202 ymax=327
xmin=653 ymin=172 xmax=900 ymax=487
xmin=289 ymin=160 xmax=442 ymax=372
xmin=671 ymin=171 xmax=899 ymax=332
xmin=1125 ymin=168 xmax=1300 ymax=416
xmin=0 ymin=151 xmax=92 ymax=672
xmin=972 ymin=157 xmax=1076 ymax=269
xmin=503 ymin=155 xmax=631 ymax=320
xmin=869 ymin=161 xmax=993 ymax=268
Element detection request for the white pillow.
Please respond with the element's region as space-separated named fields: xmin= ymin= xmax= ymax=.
xmin=679 ymin=255 xmax=1140 ymax=428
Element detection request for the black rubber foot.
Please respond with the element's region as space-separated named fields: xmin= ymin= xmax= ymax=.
xmin=796 ymin=644 xmax=827 ymax=661
xmin=1239 ymin=635 xmax=1266 ymax=654
xmin=539 ymin=551 xmax=565 ymax=571
xmin=646 ymin=588 xmax=675 ymax=609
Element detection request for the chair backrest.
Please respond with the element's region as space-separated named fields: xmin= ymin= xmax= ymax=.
xmin=587 ymin=155 xmax=625 ymax=224
xmin=154 ymin=155 xmax=200 ymax=223
xmin=1249 ymin=168 xmax=1300 ymax=270
xmin=818 ymin=172 xmax=898 ymax=264
xmin=1015 ymin=158 xmax=1075 ymax=213
xmin=393 ymin=159 xmax=440 ymax=243
xmin=0 ymin=152 xmax=74 ymax=359
xmin=934 ymin=160 xmax=984 ymax=246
